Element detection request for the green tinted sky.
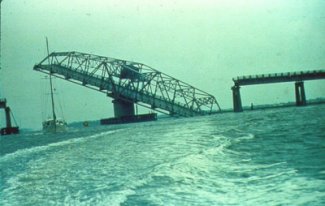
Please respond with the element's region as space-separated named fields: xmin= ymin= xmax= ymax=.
xmin=1 ymin=0 xmax=325 ymax=129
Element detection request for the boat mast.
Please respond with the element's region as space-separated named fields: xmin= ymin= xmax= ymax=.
xmin=46 ymin=38 xmax=56 ymax=125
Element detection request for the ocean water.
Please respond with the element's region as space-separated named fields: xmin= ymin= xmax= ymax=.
xmin=1 ymin=105 xmax=325 ymax=206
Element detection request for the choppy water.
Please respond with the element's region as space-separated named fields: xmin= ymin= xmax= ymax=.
xmin=1 ymin=105 xmax=325 ymax=205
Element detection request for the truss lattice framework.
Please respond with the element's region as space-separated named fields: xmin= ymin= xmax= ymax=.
xmin=34 ymin=51 xmax=221 ymax=116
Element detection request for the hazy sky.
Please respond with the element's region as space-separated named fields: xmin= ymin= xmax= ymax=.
xmin=1 ymin=0 xmax=325 ymax=129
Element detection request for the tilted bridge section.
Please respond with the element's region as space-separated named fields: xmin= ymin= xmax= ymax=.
xmin=34 ymin=51 xmax=221 ymax=118
xmin=232 ymin=70 xmax=325 ymax=112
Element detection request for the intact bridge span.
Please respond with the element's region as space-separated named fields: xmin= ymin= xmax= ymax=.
xmin=34 ymin=51 xmax=221 ymax=119
xmin=232 ymin=70 xmax=325 ymax=112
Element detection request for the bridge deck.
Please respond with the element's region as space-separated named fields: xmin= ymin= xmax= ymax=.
xmin=233 ymin=70 xmax=325 ymax=86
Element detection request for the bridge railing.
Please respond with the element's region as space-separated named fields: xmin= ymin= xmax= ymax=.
xmin=233 ymin=70 xmax=324 ymax=82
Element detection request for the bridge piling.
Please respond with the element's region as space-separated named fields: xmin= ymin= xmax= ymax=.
xmin=112 ymin=99 xmax=135 ymax=118
xmin=295 ymin=81 xmax=306 ymax=106
xmin=232 ymin=85 xmax=243 ymax=112
xmin=0 ymin=99 xmax=19 ymax=135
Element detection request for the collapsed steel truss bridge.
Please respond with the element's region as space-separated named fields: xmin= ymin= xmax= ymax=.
xmin=34 ymin=51 xmax=220 ymax=117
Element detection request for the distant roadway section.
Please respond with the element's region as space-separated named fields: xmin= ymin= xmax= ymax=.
xmin=233 ymin=70 xmax=325 ymax=86
xmin=231 ymin=70 xmax=325 ymax=112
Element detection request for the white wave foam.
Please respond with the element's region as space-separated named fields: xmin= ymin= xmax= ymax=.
xmin=0 ymin=129 xmax=120 ymax=163
xmin=234 ymin=133 xmax=255 ymax=142
xmin=61 ymin=189 xmax=136 ymax=206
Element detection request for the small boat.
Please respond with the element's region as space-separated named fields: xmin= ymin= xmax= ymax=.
xmin=43 ymin=118 xmax=67 ymax=133
xmin=42 ymin=38 xmax=67 ymax=133
xmin=42 ymin=72 xmax=68 ymax=133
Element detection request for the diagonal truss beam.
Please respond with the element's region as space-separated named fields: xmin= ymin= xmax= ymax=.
xmin=34 ymin=51 xmax=221 ymax=116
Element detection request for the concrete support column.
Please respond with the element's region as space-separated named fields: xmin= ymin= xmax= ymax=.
xmin=112 ymin=99 xmax=135 ymax=118
xmin=5 ymin=107 xmax=12 ymax=128
xmin=295 ymin=81 xmax=306 ymax=106
xmin=232 ymin=85 xmax=243 ymax=112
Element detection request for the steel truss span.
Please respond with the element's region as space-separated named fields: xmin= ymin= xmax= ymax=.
xmin=34 ymin=51 xmax=221 ymax=116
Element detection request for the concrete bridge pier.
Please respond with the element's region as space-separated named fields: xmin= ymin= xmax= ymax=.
xmin=232 ymin=85 xmax=243 ymax=112
xmin=295 ymin=81 xmax=306 ymax=106
xmin=112 ymin=99 xmax=135 ymax=118
xmin=4 ymin=107 xmax=12 ymax=128
xmin=0 ymin=99 xmax=19 ymax=135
